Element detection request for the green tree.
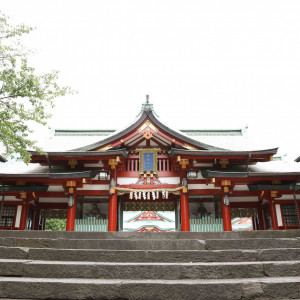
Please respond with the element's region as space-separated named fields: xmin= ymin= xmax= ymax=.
xmin=0 ymin=11 xmax=73 ymax=163
xmin=45 ymin=218 xmax=67 ymax=231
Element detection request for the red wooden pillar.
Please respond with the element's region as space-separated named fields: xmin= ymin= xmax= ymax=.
xmin=66 ymin=194 xmax=77 ymax=231
xmin=33 ymin=207 xmax=40 ymax=230
xmin=257 ymin=206 xmax=265 ymax=230
xmin=19 ymin=200 xmax=29 ymax=230
xmin=221 ymin=193 xmax=232 ymax=231
xmin=268 ymin=198 xmax=279 ymax=230
xmin=180 ymin=191 xmax=190 ymax=232
xmin=108 ymin=192 xmax=118 ymax=232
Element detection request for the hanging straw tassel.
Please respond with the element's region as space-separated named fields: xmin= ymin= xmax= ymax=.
xmin=166 ymin=191 xmax=169 ymax=199
xmin=156 ymin=191 xmax=159 ymax=199
xmin=147 ymin=192 xmax=150 ymax=200
xmin=139 ymin=191 xmax=142 ymax=199
xmin=152 ymin=191 xmax=156 ymax=200
xmin=129 ymin=192 xmax=133 ymax=199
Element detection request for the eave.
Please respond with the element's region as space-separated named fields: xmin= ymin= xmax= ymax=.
xmin=71 ymin=110 xmax=224 ymax=152
xmin=248 ymin=184 xmax=300 ymax=191
xmin=29 ymin=149 xmax=129 ymax=164
xmin=169 ymin=148 xmax=278 ymax=163
xmin=0 ymin=171 xmax=93 ymax=179
xmin=202 ymin=170 xmax=300 ymax=180
xmin=0 ymin=185 xmax=49 ymax=192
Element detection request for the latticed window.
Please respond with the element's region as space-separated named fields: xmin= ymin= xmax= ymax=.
xmin=282 ymin=204 xmax=299 ymax=226
xmin=0 ymin=206 xmax=16 ymax=227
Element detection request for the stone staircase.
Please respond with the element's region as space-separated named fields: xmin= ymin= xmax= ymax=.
xmin=0 ymin=230 xmax=299 ymax=299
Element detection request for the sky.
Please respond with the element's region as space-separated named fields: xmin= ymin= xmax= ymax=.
xmin=1 ymin=0 xmax=300 ymax=161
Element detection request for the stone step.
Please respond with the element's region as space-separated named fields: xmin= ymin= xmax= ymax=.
xmin=0 ymin=229 xmax=299 ymax=240
xmin=206 ymin=238 xmax=300 ymax=250
xmin=0 ymin=238 xmax=206 ymax=250
xmin=1 ymin=259 xmax=300 ymax=280
xmin=1 ymin=236 xmax=299 ymax=250
xmin=0 ymin=276 xmax=299 ymax=299
xmin=1 ymin=246 xmax=300 ymax=262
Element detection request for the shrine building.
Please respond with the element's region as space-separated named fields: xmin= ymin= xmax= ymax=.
xmin=0 ymin=97 xmax=299 ymax=232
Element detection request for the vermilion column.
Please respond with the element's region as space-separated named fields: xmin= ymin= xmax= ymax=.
xmin=180 ymin=191 xmax=190 ymax=231
xmin=19 ymin=200 xmax=29 ymax=230
xmin=268 ymin=198 xmax=279 ymax=230
xmin=221 ymin=194 xmax=232 ymax=231
xmin=66 ymin=194 xmax=77 ymax=231
xmin=257 ymin=206 xmax=265 ymax=230
xmin=108 ymin=192 xmax=118 ymax=231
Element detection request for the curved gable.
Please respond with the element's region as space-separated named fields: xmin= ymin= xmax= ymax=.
xmin=72 ymin=108 xmax=224 ymax=152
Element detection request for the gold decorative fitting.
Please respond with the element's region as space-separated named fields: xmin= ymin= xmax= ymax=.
xmin=178 ymin=158 xmax=189 ymax=169
xmin=109 ymin=158 xmax=119 ymax=169
xmin=68 ymin=188 xmax=74 ymax=194
xmin=221 ymin=180 xmax=231 ymax=186
xmin=183 ymin=143 xmax=197 ymax=150
xmin=271 ymin=191 xmax=278 ymax=198
xmin=97 ymin=144 xmax=112 ymax=151
xmin=138 ymin=121 xmax=157 ymax=133
xmin=272 ymin=180 xmax=281 ymax=185
xmin=66 ymin=181 xmax=76 ymax=187
xmin=68 ymin=159 xmax=77 ymax=169
xmin=20 ymin=192 xmax=27 ymax=199
xmin=220 ymin=159 xmax=229 ymax=169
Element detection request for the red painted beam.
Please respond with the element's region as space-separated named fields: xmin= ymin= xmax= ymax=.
xmin=118 ymin=184 xmax=180 ymax=189
xmin=76 ymin=190 xmax=109 ymax=196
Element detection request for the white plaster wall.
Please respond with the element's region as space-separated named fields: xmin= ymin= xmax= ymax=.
xmin=188 ymin=184 xmax=216 ymax=190
xmin=84 ymin=164 xmax=101 ymax=167
xmin=48 ymin=186 xmax=64 ymax=192
xmin=276 ymin=204 xmax=283 ymax=226
xmin=280 ymin=195 xmax=300 ymax=200
xmin=2 ymin=196 xmax=18 ymax=201
xmin=15 ymin=205 xmax=22 ymax=228
xmin=233 ymin=185 xmax=249 ymax=191
xmin=194 ymin=163 xmax=213 ymax=167
xmin=77 ymin=184 xmax=109 ymax=191
xmin=117 ymin=178 xmax=138 ymax=185
xmin=159 ymin=177 xmax=180 ymax=184
xmin=229 ymin=197 xmax=258 ymax=202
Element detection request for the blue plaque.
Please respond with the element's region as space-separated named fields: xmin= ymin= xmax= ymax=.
xmin=143 ymin=152 xmax=154 ymax=171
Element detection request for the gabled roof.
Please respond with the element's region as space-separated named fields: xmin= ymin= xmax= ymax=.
xmin=72 ymin=102 xmax=224 ymax=151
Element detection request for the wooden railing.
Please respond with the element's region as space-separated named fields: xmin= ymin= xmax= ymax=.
xmin=74 ymin=217 xmax=108 ymax=232
xmin=189 ymin=217 xmax=224 ymax=232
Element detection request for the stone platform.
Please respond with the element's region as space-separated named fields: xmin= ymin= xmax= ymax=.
xmin=0 ymin=230 xmax=299 ymax=299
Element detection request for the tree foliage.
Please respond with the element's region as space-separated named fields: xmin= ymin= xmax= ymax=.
xmin=45 ymin=218 xmax=67 ymax=231
xmin=0 ymin=12 xmax=73 ymax=162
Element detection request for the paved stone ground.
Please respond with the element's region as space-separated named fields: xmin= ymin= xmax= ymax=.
xmin=0 ymin=230 xmax=299 ymax=299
